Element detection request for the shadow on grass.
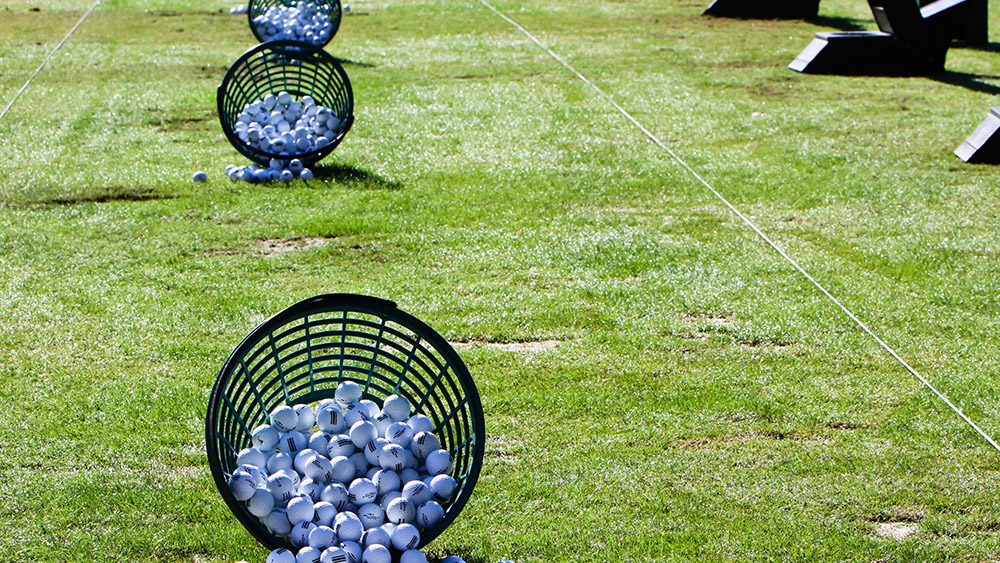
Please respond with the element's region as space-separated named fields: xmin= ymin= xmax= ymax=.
xmin=311 ymin=163 xmax=403 ymax=190
xmin=804 ymin=15 xmax=870 ymax=31
xmin=957 ymin=41 xmax=1000 ymax=53
xmin=332 ymin=56 xmax=375 ymax=68
xmin=11 ymin=187 xmax=175 ymax=208
xmin=931 ymin=71 xmax=1000 ymax=95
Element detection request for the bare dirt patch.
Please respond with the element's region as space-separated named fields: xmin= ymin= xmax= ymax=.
xmin=874 ymin=522 xmax=918 ymax=541
xmin=674 ymin=430 xmax=831 ymax=450
xmin=453 ymin=339 xmax=562 ymax=352
xmin=255 ymin=237 xmax=335 ymax=256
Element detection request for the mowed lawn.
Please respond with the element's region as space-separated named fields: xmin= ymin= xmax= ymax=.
xmin=0 ymin=0 xmax=998 ymax=561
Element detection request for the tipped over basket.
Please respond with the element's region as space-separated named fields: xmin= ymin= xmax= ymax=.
xmin=206 ymin=293 xmax=486 ymax=551
xmin=248 ymin=0 xmax=343 ymax=49
xmin=217 ymin=40 xmax=354 ymax=166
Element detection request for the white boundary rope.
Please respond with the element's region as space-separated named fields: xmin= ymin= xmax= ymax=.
xmin=0 ymin=1 xmax=100 ymax=125
xmin=478 ymin=0 xmax=1000 ymax=453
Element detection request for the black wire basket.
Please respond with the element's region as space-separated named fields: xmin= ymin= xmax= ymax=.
xmin=206 ymin=294 xmax=486 ymax=551
xmin=217 ymin=40 xmax=354 ymax=166
xmin=248 ymin=0 xmax=342 ymax=49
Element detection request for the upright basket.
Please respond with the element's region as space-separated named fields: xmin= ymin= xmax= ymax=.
xmin=206 ymin=294 xmax=486 ymax=551
xmin=248 ymin=0 xmax=342 ymax=49
xmin=217 ymin=40 xmax=354 ymax=166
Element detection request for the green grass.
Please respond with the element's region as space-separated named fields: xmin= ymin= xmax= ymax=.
xmin=0 ymin=0 xmax=998 ymax=561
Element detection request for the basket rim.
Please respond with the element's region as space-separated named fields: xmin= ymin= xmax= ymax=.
xmin=205 ymin=293 xmax=486 ymax=552
xmin=246 ymin=0 xmax=343 ymax=49
xmin=216 ymin=40 xmax=355 ymax=166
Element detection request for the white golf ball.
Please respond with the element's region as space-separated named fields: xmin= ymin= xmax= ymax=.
xmin=267 ymin=548 xmax=296 ymax=563
xmin=361 ymin=545 xmax=391 ymax=563
xmin=268 ymin=451 xmax=294 ymax=474
xmin=237 ymin=447 xmax=267 ymax=469
xmin=310 ymin=500 xmax=336 ymax=527
xmin=308 ymin=455 xmax=337 ymax=483
xmin=344 ymin=402 xmax=371 ymax=426
xmin=381 ymin=395 xmax=411 ymax=422
xmin=294 ymin=449 xmax=320 ymax=475
xmin=299 ymin=479 xmax=324 ymax=502
xmin=362 ymin=525 xmax=391 ymax=548
xmin=324 ymin=455 xmax=353 ymax=484
xmin=440 ymin=557 xmax=466 ymax=563
xmin=385 ymin=422 xmax=414 ymax=449
xmin=349 ymin=452 xmax=369 ymax=475
xmin=407 ymin=415 xmax=434 ymax=434
xmin=297 ymin=546 xmax=323 ymax=563
xmin=415 ymin=500 xmax=444 ymax=529
xmin=300 ymin=168 xmax=314 ymax=181
xmin=334 ymin=511 xmax=364 ymax=542
xmin=236 ymin=463 xmax=268 ymax=485
xmin=380 ymin=491 xmax=402 ymax=513
xmin=290 ymin=520 xmax=317 ymax=547
xmin=336 ymin=381 xmax=363 ymax=407
xmin=357 ymin=502 xmax=385 ymax=529
xmin=252 ymin=424 xmax=281 ymax=450
xmin=309 ymin=431 xmax=332 ymax=454
xmin=364 ymin=438 xmax=389 ymax=467
xmin=248 ymin=486 xmax=276 ymax=517
xmin=400 ymin=550 xmax=429 ymax=563
xmin=341 ymin=542 xmax=363 ymax=563
xmin=350 ymin=421 xmax=378 ymax=449
xmin=267 ymin=508 xmax=293 ymax=536
xmin=390 ymin=523 xmax=421 ymax=551
xmin=411 ymin=431 xmax=440 ymax=460
xmin=372 ymin=470 xmax=401 ymax=497
xmin=321 ymin=546 xmax=349 ymax=563
xmin=348 ymin=478 xmax=377 ymax=505
xmin=317 ymin=404 xmax=346 ymax=434
xmin=373 ymin=413 xmax=393 ymax=436
xmin=287 ymin=494 xmax=315 ymax=524
xmin=430 ymin=475 xmax=458 ymax=503
xmin=401 ymin=481 xmax=433 ymax=506
xmin=230 ymin=471 xmax=257 ymax=501
xmin=385 ymin=497 xmax=415 ymax=524
xmin=192 ymin=171 xmax=207 ymax=183
xmin=328 ymin=434 xmax=356 ymax=458
xmin=294 ymin=403 xmax=316 ymax=432
xmin=272 ymin=405 xmax=299 ymax=432
xmin=278 ymin=431 xmax=308 ymax=454
xmin=320 ymin=482 xmax=350 ymax=510
xmin=378 ymin=444 xmax=406 ymax=472
xmin=399 ymin=468 xmax=420 ymax=484
xmin=268 ymin=473 xmax=296 ymax=504
xmin=424 ymin=449 xmax=453 ymax=475
xmin=308 ymin=525 xmax=337 ymax=550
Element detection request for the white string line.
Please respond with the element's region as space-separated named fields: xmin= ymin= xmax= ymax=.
xmin=477 ymin=0 xmax=1000 ymax=453
xmin=0 ymin=1 xmax=100 ymax=125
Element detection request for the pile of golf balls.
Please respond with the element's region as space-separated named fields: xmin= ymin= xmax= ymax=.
xmin=225 ymin=91 xmax=344 ymax=182
xmin=230 ymin=382 xmax=459 ymax=563
xmin=252 ymin=0 xmax=333 ymax=46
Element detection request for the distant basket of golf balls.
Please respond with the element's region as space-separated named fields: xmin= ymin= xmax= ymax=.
xmin=248 ymin=0 xmax=342 ymax=48
xmin=217 ymin=40 xmax=353 ymax=168
xmin=206 ymin=293 xmax=486 ymax=556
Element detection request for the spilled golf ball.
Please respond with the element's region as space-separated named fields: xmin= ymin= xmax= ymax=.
xmin=253 ymin=0 xmax=333 ymax=46
xmin=230 ymin=392 xmax=460 ymax=563
xmin=225 ymin=91 xmax=344 ymax=183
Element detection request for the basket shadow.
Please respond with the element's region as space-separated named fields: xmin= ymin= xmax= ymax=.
xmin=332 ymin=56 xmax=376 ymax=68
xmin=310 ymin=163 xmax=403 ymax=190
